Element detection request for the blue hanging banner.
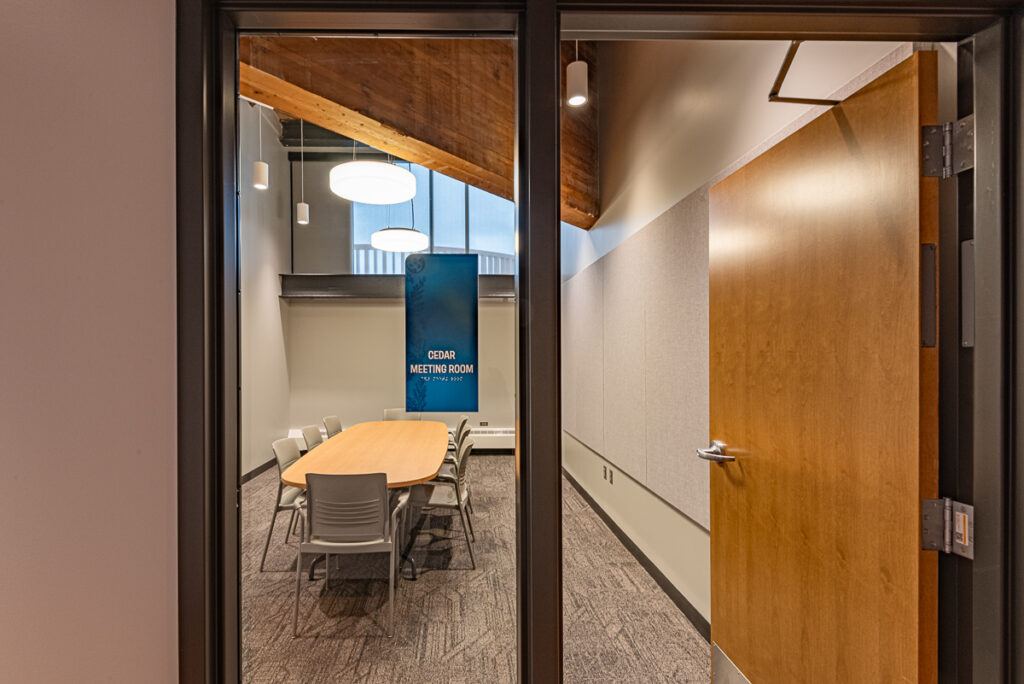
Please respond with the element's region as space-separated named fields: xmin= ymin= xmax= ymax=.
xmin=405 ymin=253 xmax=479 ymax=412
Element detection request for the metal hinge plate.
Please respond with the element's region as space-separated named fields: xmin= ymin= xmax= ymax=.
xmin=922 ymin=114 xmax=975 ymax=178
xmin=922 ymin=497 xmax=974 ymax=559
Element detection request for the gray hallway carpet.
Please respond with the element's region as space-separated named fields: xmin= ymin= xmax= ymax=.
xmin=242 ymin=455 xmax=710 ymax=683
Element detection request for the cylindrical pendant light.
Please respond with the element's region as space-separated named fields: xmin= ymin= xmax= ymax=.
xmin=296 ymin=119 xmax=309 ymax=224
xmin=567 ymin=40 xmax=588 ymax=107
xmin=253 ymin=106 xmax=269 ymax=190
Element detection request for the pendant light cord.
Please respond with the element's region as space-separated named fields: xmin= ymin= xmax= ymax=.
xmin=575 ymin=39 xmax=579 ymax=60
xmin=299 ymin=119 xmax=305 ymax=202
xmin=408 ymin=163 xmax=415 ymax=229
xmin=258 ymin=107 xmax=263 ymax=161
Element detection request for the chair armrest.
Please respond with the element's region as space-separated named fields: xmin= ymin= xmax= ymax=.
xmin=434 ymin=474 xmax=457 ymax=485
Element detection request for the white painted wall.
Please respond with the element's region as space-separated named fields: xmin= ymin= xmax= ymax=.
xmin=0 ymin=1 xmax=177 ymax=680
xmin=239 ymin=105 xmax=293 ymax=474
xmin=287 ymin=299 xmax=515 ymax=439
xmin=290 ymin=160 xmax=354 ymax=273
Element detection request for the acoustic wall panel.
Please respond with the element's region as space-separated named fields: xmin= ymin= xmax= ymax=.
xmin=572 ymin=260 xmax=605 ymax=453
xmin=561 ymin=185 xmax=711 ymax=530
xmin=601 ymin=232 xmax=647 ymax=482
xmin=642 ymin=189 xmax=710 ymax=529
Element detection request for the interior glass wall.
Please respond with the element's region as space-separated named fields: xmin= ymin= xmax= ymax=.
xmin=556 ymin=26 xmax=955 ymax=681
xmin=236 ymin=32 xmax=518 ymax=682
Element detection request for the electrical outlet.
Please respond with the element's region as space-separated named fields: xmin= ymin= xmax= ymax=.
xmin=480 ymin=421 xmax=488 ymax=426
xmin=609 ymin=470 xmax=614 ymax=484
xmin=603 ymin=465 xmax=607 ymax=480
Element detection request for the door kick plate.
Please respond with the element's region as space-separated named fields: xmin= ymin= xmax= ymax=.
xmin=712 ymin=642 xmax=752 ymax=684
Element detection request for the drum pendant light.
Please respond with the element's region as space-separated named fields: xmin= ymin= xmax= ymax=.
xmin=253 ymin=106 xmax=269 ymax=190
xmin=329 ymin=144 xmax=416 ymax=205
xmin=296 ymin=119 xmax=310 ymax=224
xmin=370 ymin=184 xmax=429 ymax=253
xmin=329 ymin=160 xmax=417 ymax=205
xmin=567 ymin=40 xmax=588 ymax=107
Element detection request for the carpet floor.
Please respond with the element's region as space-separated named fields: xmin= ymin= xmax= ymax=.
xmin=242 ymin=455 xmax=710 ymax=683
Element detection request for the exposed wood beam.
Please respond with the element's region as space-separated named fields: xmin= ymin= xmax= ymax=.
xmin=240 ymin=62 xmax=510 ymax=199
xmin=239 ymin=36 xmax=599 ymax=229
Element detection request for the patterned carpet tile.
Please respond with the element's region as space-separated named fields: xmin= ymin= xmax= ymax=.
xmin=242 ymin=454 xmax=709 ymax=682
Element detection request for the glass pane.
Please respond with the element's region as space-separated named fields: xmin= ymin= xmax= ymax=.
xmin=468 ymin=186 xmax=515 ymax=274
xmin=351 ymin=161 xmax=431 ymax=274
xmin=431 ymin=172 xmax=466 ymax=252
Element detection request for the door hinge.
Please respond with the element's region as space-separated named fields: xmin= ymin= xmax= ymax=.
xmin=922 ymin=114 xmax=974 ymax=178
xmin=922 ymin=497 xmax=974 ymax=559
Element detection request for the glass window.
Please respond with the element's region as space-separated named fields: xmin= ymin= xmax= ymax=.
xmin=351 ymin=162 xmax=432 ymax=274
xmin=468 ymin=186 xmax=515 ymax=275
xmin=432 ymin=172 xmax=466 ymax=252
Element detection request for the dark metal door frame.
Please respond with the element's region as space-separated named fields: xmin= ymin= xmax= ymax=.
xmin=176 ymin=2 xmax=1020 ymax=682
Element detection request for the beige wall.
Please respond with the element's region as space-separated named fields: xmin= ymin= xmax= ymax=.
xmin=0 ymin=1 xmax=177 ymax=681
xmin=287 ymin=299 xmax=515 ymax=437
xmin=239 ymin=105 xmax=293 ymax=475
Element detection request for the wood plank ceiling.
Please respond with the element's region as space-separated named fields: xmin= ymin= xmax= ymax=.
xmin=239 ymin=36 xmax=599 ymax=230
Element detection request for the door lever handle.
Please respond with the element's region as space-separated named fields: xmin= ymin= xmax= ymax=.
xmin=696 ymin=440 xmax=735 ymax=464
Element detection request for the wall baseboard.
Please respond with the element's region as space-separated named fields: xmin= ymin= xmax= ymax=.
xmin=472 ymin=448 xmax=515 ymax=455
xmin=562 ymin=467 xmax=711 ymax=643
xmin=241 ymin=457 xmax=275 ymax=484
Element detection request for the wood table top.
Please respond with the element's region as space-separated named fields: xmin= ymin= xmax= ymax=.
xmin=280 ymin=420 xmax=449 ymax=489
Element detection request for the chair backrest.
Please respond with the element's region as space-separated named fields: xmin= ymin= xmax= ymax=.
xmin=383 ymin=408 xmax=421 ymax=421
xmin=453 ymin=415 xmax=469 ymax=442
xmin=453 ymin=425 xmax=470 ymax=453
xmin=300 ymin=424 xmax=323 ymax=451
xmin=455 ymin=437 xmax=474 ymax=490
xmin=306 ymin=473 xmax=390 ymax=543
xmin=322 ymin=415 xmax=343 ymax=438
xmin=271 ymin=437 xmax=302 ymax=473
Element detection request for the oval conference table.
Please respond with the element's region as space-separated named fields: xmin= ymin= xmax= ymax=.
xmin=281 ymin=420 xmax=450 ymax=579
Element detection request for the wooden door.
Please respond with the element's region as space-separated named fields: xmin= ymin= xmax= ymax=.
xmin=708 ymin=52 xmax=938 ymax=683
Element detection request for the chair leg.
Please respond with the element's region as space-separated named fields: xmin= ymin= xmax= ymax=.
xmin=388 ymin=544 xmax=395 ymax=637
xmin=259 ymin=505 xmax=280 ymax=572
xmin=284 ymin=508 xmax=296 ymax=544
xmin=457 ymin=503 xmax=476 ymax=570
xmin=293 ymin=548 xmax=302 ymax=638
xmin=466 ymin=497 xmax=474 ymax=515
xmin=462 ymin=500 xmax=476 ymax=542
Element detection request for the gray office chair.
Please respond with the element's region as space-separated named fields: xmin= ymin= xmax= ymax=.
xmin=300 ymin=424 xmax=323 ymax=452
xmin=383 ymin=408 xmax=421 ymax=421
xmin=445 ymin=416 xmax=471 ymax=465
xmin=294 ymin=473 xmax=409 ymax=638
xmin=322 ymin=415 xmax=343 ymax=438
xmin=419 ymin=437 xmax=476 ymax=568
xmin=259 ymin=437 xmax=306 ymax=572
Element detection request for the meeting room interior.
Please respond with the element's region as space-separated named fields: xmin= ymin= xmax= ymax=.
xmin=232 ymin=28 xmax=974 ymax=682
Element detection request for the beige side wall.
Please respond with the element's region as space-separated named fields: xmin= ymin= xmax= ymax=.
xmin=239 ymin=105 xmax=293 ymax=474
xmin=0 ymin=1 xmax=178 ymax=680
